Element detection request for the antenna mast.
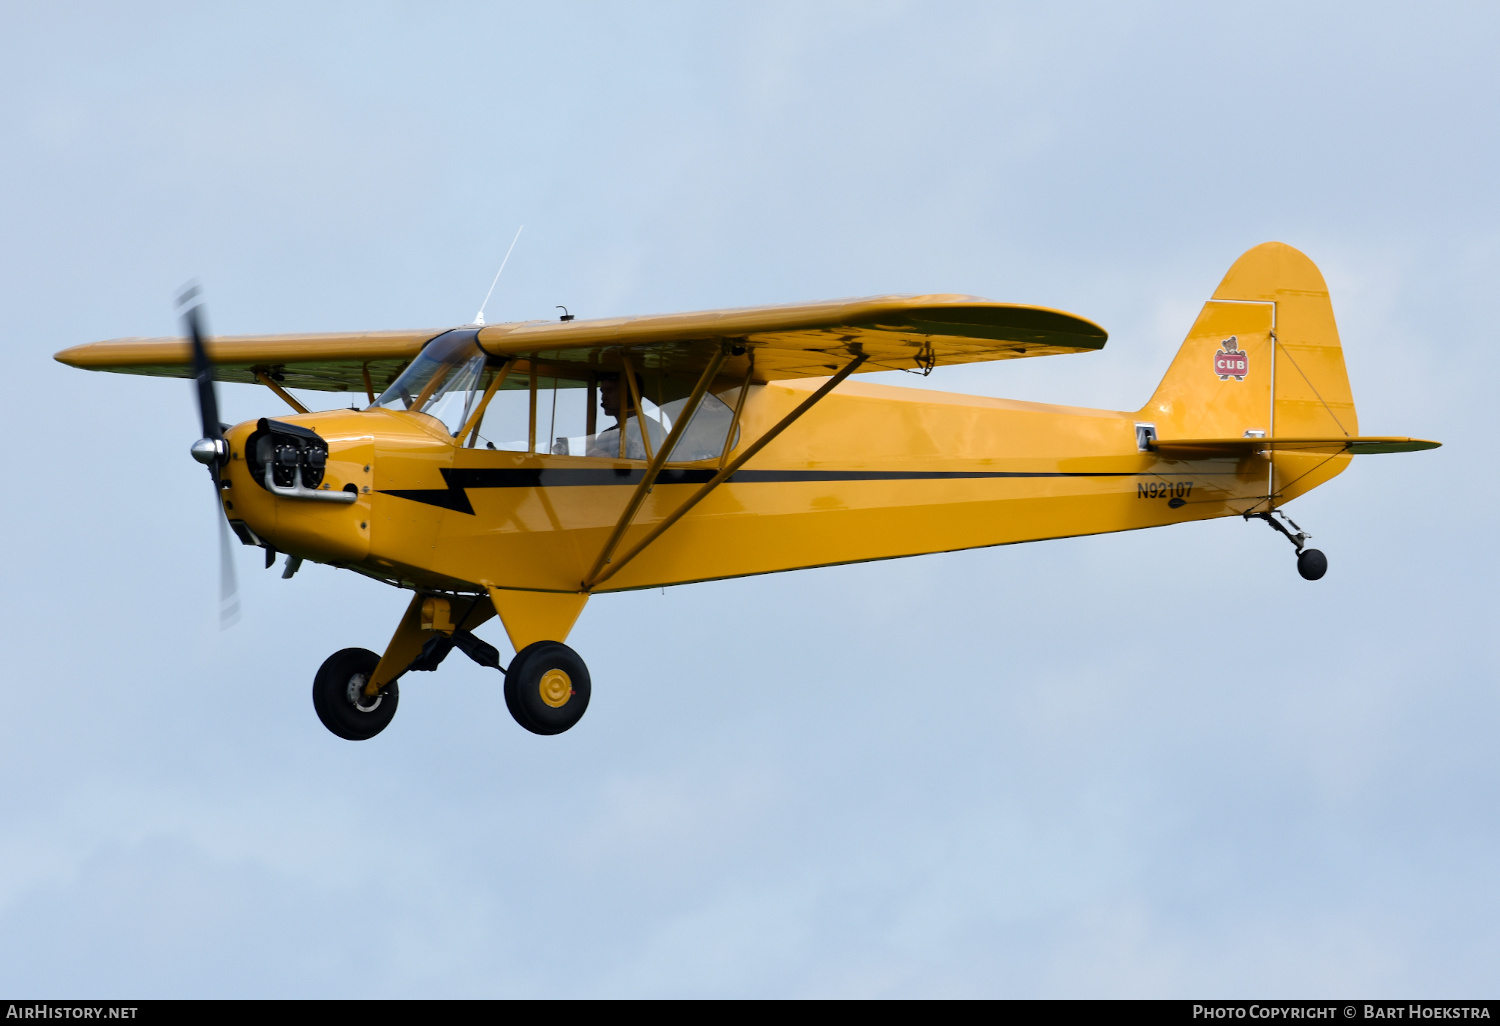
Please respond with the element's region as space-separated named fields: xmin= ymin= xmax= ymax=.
xmin=474 ymin=225 xmax=524 ymax=326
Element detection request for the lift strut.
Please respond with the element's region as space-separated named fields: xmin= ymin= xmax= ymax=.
xmin=583 ymin=351 xmax=868 ymax=591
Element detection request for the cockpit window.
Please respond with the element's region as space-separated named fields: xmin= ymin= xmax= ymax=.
xmin=544 ymin=389 xmax=738 ymax=461
xmin=371 ymin=329 xmax=488 ymax=436
xmin=374 ymin=334 xmax=745 ymax=463
xmin=658 ymin=392 xmax=738 ymax=462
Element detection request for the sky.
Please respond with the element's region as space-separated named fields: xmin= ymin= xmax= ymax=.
xmin=0 ymin=1 xmax=1495 ymax=998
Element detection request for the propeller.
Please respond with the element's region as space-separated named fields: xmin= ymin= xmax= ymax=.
xmin=180 ymin=287 xmax=240 ymax=628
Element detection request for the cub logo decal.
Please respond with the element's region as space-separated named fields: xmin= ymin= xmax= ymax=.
xmin=1214 ymin=336 xmax=1248 ymax=381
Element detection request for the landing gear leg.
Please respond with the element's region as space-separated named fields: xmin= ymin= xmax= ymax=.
xmin=504 ymin=641 xmax=591 ymax=735
xmin=1247 ymin=510 xmax=1327 ymax=581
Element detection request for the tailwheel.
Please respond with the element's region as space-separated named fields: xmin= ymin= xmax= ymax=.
xmin=1248 ymin=510 xmax=1328 ymax=582
xmin=504 ymin=641 xmax=591 ymax=735
xmin=313 ymin=647 xmax=399 ymax=740
xmin=1296 ymin=548 xmax=1328 ymax=581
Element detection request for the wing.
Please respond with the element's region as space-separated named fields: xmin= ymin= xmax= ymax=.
xmin=53 ymin=328 xmax=439 ymax=394
xmin=475 ymin=293 xmax=1107 ymax=383
xmin=54 ymin=294 xmax=1106 ymax=395
xmin=1153 ymin=436 xmax=1442 ymax=456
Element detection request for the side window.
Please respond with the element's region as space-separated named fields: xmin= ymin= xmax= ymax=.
xmin=658 ymin=391 xmax=739 ymax=462
xmin=466 ymin=376 xmax=596 ymax=454
xmin=468 ymin=382 xmax=531 ymax=451
xmin=557 ymin=392 xmax=666 ymax=459
xmin=461 ymin=369 xmax=742 ymax=463
xmin=542 ymin=379 xmax=593 ymax=455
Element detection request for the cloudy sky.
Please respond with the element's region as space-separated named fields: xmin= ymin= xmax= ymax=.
xmin=0 ymin=1 xmax=1494 ymax=997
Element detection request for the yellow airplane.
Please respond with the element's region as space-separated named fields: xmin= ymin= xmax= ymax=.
xmin=56 ymin=242 xmax=1438 ymax=741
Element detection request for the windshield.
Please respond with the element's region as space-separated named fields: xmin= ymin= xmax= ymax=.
xmin=373 ymin=336 xmax=745 ymax=461
xmin=371 ymin=329 xmax=488 ymax=435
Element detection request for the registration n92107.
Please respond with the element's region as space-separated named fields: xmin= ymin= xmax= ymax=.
xmin=1138 ymin=481 xmax=1193 ymax=500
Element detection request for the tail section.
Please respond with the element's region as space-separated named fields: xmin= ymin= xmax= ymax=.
xmin=1140 ymin=242 xmax=1361 ymax=503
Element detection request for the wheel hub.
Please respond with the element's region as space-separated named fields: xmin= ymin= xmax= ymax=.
xmin=347 ymin=673 xmax=383 ymax=713
xmin=538 ymin=668 xmax=573 ymax=708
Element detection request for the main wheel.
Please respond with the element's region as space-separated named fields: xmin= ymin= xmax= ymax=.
xmin=313 ymin=647 xmax=399 ymax=740
xmin=1297 ymin=548 xmax=1328 ymax=581
xmin=504 ymin=641 xmax=591 ymax=735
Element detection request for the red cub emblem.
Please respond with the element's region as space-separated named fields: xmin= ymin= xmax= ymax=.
xmin=1214 ymin=336 xmax=1248 ymax=381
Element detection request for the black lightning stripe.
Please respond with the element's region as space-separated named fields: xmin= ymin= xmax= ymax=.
xmin=378 ymin=467 xmax=1166 ymax=515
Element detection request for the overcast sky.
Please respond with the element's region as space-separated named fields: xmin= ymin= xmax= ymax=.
xmin=0 ymin=1 xmax=1494 ymax=998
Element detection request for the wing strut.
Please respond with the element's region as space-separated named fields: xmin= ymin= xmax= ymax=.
xmin=619 ymin=352 xmax=655 ymax=462
xmin=583 ymin=344 xmax=730 ymax=585
xmin=253 ymin=368 xmax=310 ymax=414
xmin=583 ymin=351 xmax=869 ymax=591
xmin=458 ymin=360 xmax=513 ymax=446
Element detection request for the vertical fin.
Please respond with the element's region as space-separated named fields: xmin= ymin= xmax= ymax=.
xmin=1140 ymin=242 xmax=1359 ymax=504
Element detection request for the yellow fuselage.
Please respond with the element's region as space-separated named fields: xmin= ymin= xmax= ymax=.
xmin=220 ymin=377 xmax=1339 ymax=595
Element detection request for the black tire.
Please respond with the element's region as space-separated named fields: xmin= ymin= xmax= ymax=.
xmin=313 ymin=647 xmax=399 ymax=740
xmin=504 ymin=641 xmax=591 ymax=735
xmin=1297 ymin=548 xmax=1328 ymax=581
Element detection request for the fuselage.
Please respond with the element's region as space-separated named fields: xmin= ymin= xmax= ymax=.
xmin=220 ymin=376 xmax=1327 ymax=595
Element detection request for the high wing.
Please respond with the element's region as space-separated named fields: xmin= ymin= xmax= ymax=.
xmin=472 ymin=294 xmax=1107 ymax=384
xmin=1153 ymin=436 xmax=1441 ymax=456
xmin=53 ymin=294 xmax=1107 ymax=395
xmin=53 ymin=328 xmax=438 ymax=394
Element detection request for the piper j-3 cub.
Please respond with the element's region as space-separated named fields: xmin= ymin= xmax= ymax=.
xmin=56 ymin=242 xmax=1439 ymax=741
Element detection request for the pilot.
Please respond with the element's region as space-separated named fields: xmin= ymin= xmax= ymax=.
xmin=587 ymin=373 xmax=665 ymax=459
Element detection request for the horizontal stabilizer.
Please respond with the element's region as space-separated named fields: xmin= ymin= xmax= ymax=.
xmin=1153 ymin=436 xmax=1441 ymax=457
